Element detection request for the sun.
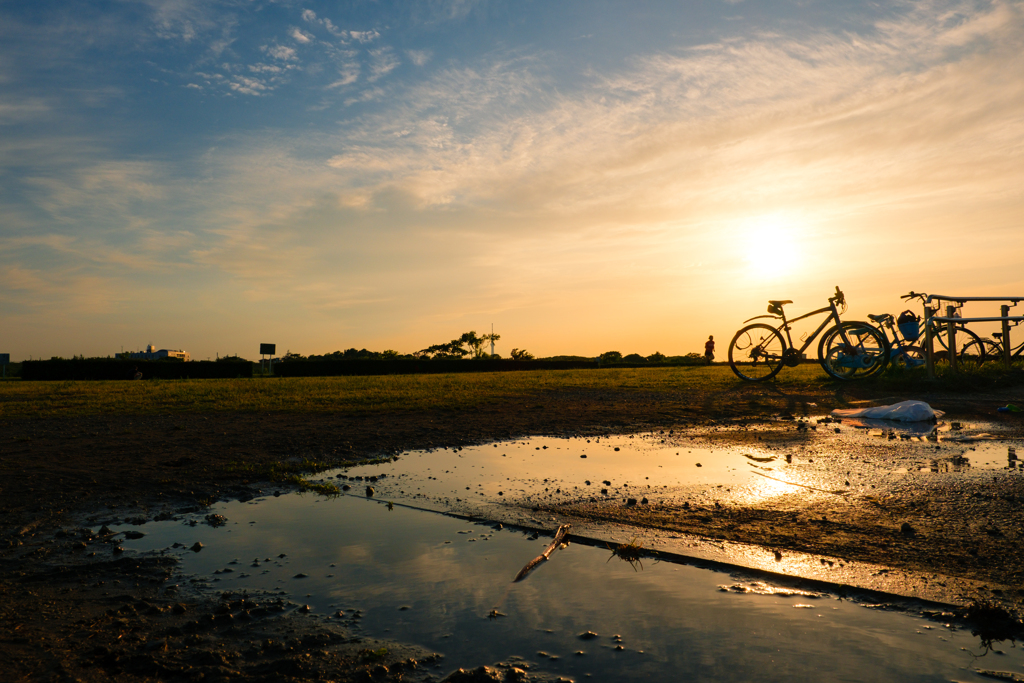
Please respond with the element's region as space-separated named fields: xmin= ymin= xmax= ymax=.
xmin=739 ymin=214 xmax=805 ymax=280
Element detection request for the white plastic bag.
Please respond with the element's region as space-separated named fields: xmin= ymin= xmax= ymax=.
xmin=830 ymin=400 xmax=944 ymax=422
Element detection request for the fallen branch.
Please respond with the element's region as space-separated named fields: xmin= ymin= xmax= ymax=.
xmin=513 ymin=524 xmax=572 ymax=583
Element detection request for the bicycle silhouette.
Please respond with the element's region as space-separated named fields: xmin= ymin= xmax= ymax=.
xmin=866 ymin=311 xmax=925 ymax=369
xmin=728 ymin=287 xmax=887 ymax=381
xmin=901 ymin=291 xmax=995 ymax=369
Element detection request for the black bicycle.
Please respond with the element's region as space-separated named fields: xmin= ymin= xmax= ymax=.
xmin=728 ymin=286 xmax=888 ymax=381
xmin=902 ymin=291 xmax=994 ymax=369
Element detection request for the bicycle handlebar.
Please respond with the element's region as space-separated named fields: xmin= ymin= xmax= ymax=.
xmin=831 ymin=286 xmax=845 ymax=306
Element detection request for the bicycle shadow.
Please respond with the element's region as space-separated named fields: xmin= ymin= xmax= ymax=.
xmin=700 ymin=374 xmax=886 ymax=419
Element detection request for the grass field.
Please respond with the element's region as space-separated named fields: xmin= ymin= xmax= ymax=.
xmin=0 ymin=365 xmax=842 ymax=418
xmin=2 ymin=361 xmax=1020 ymax=419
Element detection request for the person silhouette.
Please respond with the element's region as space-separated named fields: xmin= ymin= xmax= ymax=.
xmin=704 ymin=335 xmax=715 ymax=365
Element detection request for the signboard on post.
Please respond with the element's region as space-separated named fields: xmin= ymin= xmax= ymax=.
xmin=259 ymin=344 xmax=276 ymax=376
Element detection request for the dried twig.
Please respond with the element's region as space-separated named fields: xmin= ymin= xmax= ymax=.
xmin=513 ymin=524 xmax=571 ymax=583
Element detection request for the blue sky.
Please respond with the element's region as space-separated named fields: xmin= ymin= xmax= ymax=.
xmin=2 ymin=0 xmax=1023 ymax=361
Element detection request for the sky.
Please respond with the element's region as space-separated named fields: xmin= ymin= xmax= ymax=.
xmin=1 ymin=0 xmax=1022 ymax=362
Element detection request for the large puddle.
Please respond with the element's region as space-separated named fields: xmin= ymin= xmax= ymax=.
xmin=116 ymin=432 xmax=1024 ymax=682
xmin=324 ymin=433 xmax=849 ymax=514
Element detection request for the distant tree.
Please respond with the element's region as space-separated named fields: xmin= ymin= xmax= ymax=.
xmin=479 ymin=332 xmax=501 ymax=358
xmin=381 ymin=349 xmax=399 ymax=359
xmin=510 ymin=348 xmax=534 ymax=360
xmin=600 ymin=351 xmax=622 ymax=364
xmin=282 ymin=350 xmax=305 ymax=361
xmin=461 ymin=331 xmax=484 ymax=358
xmin=418 ymin=338 xmax=470 ymax=359
xmin=647 ymin=351 xmax=666 ymax=362
xmin=458 ymin=331 xmax=502 ymax=359
xmin=417 ymin=330 xmax=500 ymax=359
xmin=623 ymin=353 xmax=646 ymax=363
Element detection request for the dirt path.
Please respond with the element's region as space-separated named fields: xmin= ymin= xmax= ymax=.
xmin=2 ymin=378 xmax=1024 ymax=681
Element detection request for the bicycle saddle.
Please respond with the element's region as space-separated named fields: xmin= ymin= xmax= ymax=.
xmin=768 ymin=300 xmax=792 ymax=307
xmin=867 ymin=314 xmax=889 ymax=322
xmin=994 ymin=332 xmax=1004 ymax=339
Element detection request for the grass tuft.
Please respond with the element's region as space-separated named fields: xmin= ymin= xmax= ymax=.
xmin=223 ymin=459 xmax=342 ymax=497
xmin=607 ymin=537 xmax=648 ymax=571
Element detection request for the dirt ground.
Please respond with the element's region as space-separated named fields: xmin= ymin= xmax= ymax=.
xmin=3 ymin=378 xmax=1024 ymax=681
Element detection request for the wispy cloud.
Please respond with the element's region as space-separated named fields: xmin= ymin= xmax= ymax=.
xmin=327 ymin=67 xmax=360 ymax=88
xmin=302 ymin=9 xmax=379 ymax=43
xmin=139 ymin=0 xmax=221 ymax=42
xmin=407 ymin=49 xmax=432 ymax=67
xmin=262 ymin=44 xmax=299 ymax=62
xmin=290 ymin=27 xmax=313 ymax=44
xmin=367 ymin=47 xmax=400 ymax=81
xmin=302 ymin=0 xmax=1024 ymax=222
xmin=0 ymin=99 xmax=51 ymax=125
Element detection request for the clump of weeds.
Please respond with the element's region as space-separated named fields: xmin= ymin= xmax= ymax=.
xmin=283 ymin=475 xmax=340 ymax=497
xmin=607 ymin=537 xmax=649 ymax=572
xmin=224 ymin=459 xmax=343 ymax=497
xmin=960 ymin=598 xmax=1024 ymax=656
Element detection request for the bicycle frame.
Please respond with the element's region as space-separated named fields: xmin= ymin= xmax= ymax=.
xmin=742 ymin=302 xmax=847 ymax=358
xmin=871 ymin=313 xmax=926 ymax=368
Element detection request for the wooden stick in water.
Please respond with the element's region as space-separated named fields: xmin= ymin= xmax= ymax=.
xmin=513 ymin=524 xmax=571 ymax=583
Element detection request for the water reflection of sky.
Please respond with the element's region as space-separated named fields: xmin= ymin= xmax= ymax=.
xmin=330 ymin=434 xmax=839 ymax=512
xmin=122 ymin=494 xmax=1024 ymax=682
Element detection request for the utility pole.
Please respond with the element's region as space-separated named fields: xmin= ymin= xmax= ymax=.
xmin=490 ymin=323 xmax=495 ymax=357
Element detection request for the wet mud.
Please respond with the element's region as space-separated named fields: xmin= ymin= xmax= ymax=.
xmin=530 ymin=424 xmax=1024 ymax=597
xmin=2 ymin=379 xmax=1024 ymax=680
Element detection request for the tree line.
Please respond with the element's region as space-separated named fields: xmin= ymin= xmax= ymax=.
xmin=283 ymin=331 xmax=535 ymax=362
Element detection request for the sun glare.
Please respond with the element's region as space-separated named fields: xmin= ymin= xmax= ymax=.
xmin=740 ymin=215 xmax=805 ymax=280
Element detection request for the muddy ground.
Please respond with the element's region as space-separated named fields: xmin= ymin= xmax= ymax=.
xmin=2 ymin=378 xmax=1024 ymax=681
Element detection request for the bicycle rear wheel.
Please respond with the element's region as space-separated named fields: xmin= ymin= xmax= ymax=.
xmin=959 ymin=337 xmax=1001 ymax=371
xmin=728 ymin=323 xmax=786 ymax=381
xmin=818 ymin=321 xmax=888 ymax=380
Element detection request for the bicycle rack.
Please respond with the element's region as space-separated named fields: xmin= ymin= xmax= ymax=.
xmin=922 ymin=295 xmax=1024 ymax=378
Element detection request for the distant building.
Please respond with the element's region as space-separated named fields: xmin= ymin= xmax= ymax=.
xmin=126 ymin=344 xmax=191 ymax=362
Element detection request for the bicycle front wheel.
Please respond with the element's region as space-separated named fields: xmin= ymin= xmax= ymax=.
xmin=818 ymin=321 xmax=888 ymax=380
xmin=931 ymin=323 xmax=984 ymax=363
xmin=891 ymin=345 xmax=926 ymax=370
xmin=729 ymin=323 xmax=786 ymax=381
